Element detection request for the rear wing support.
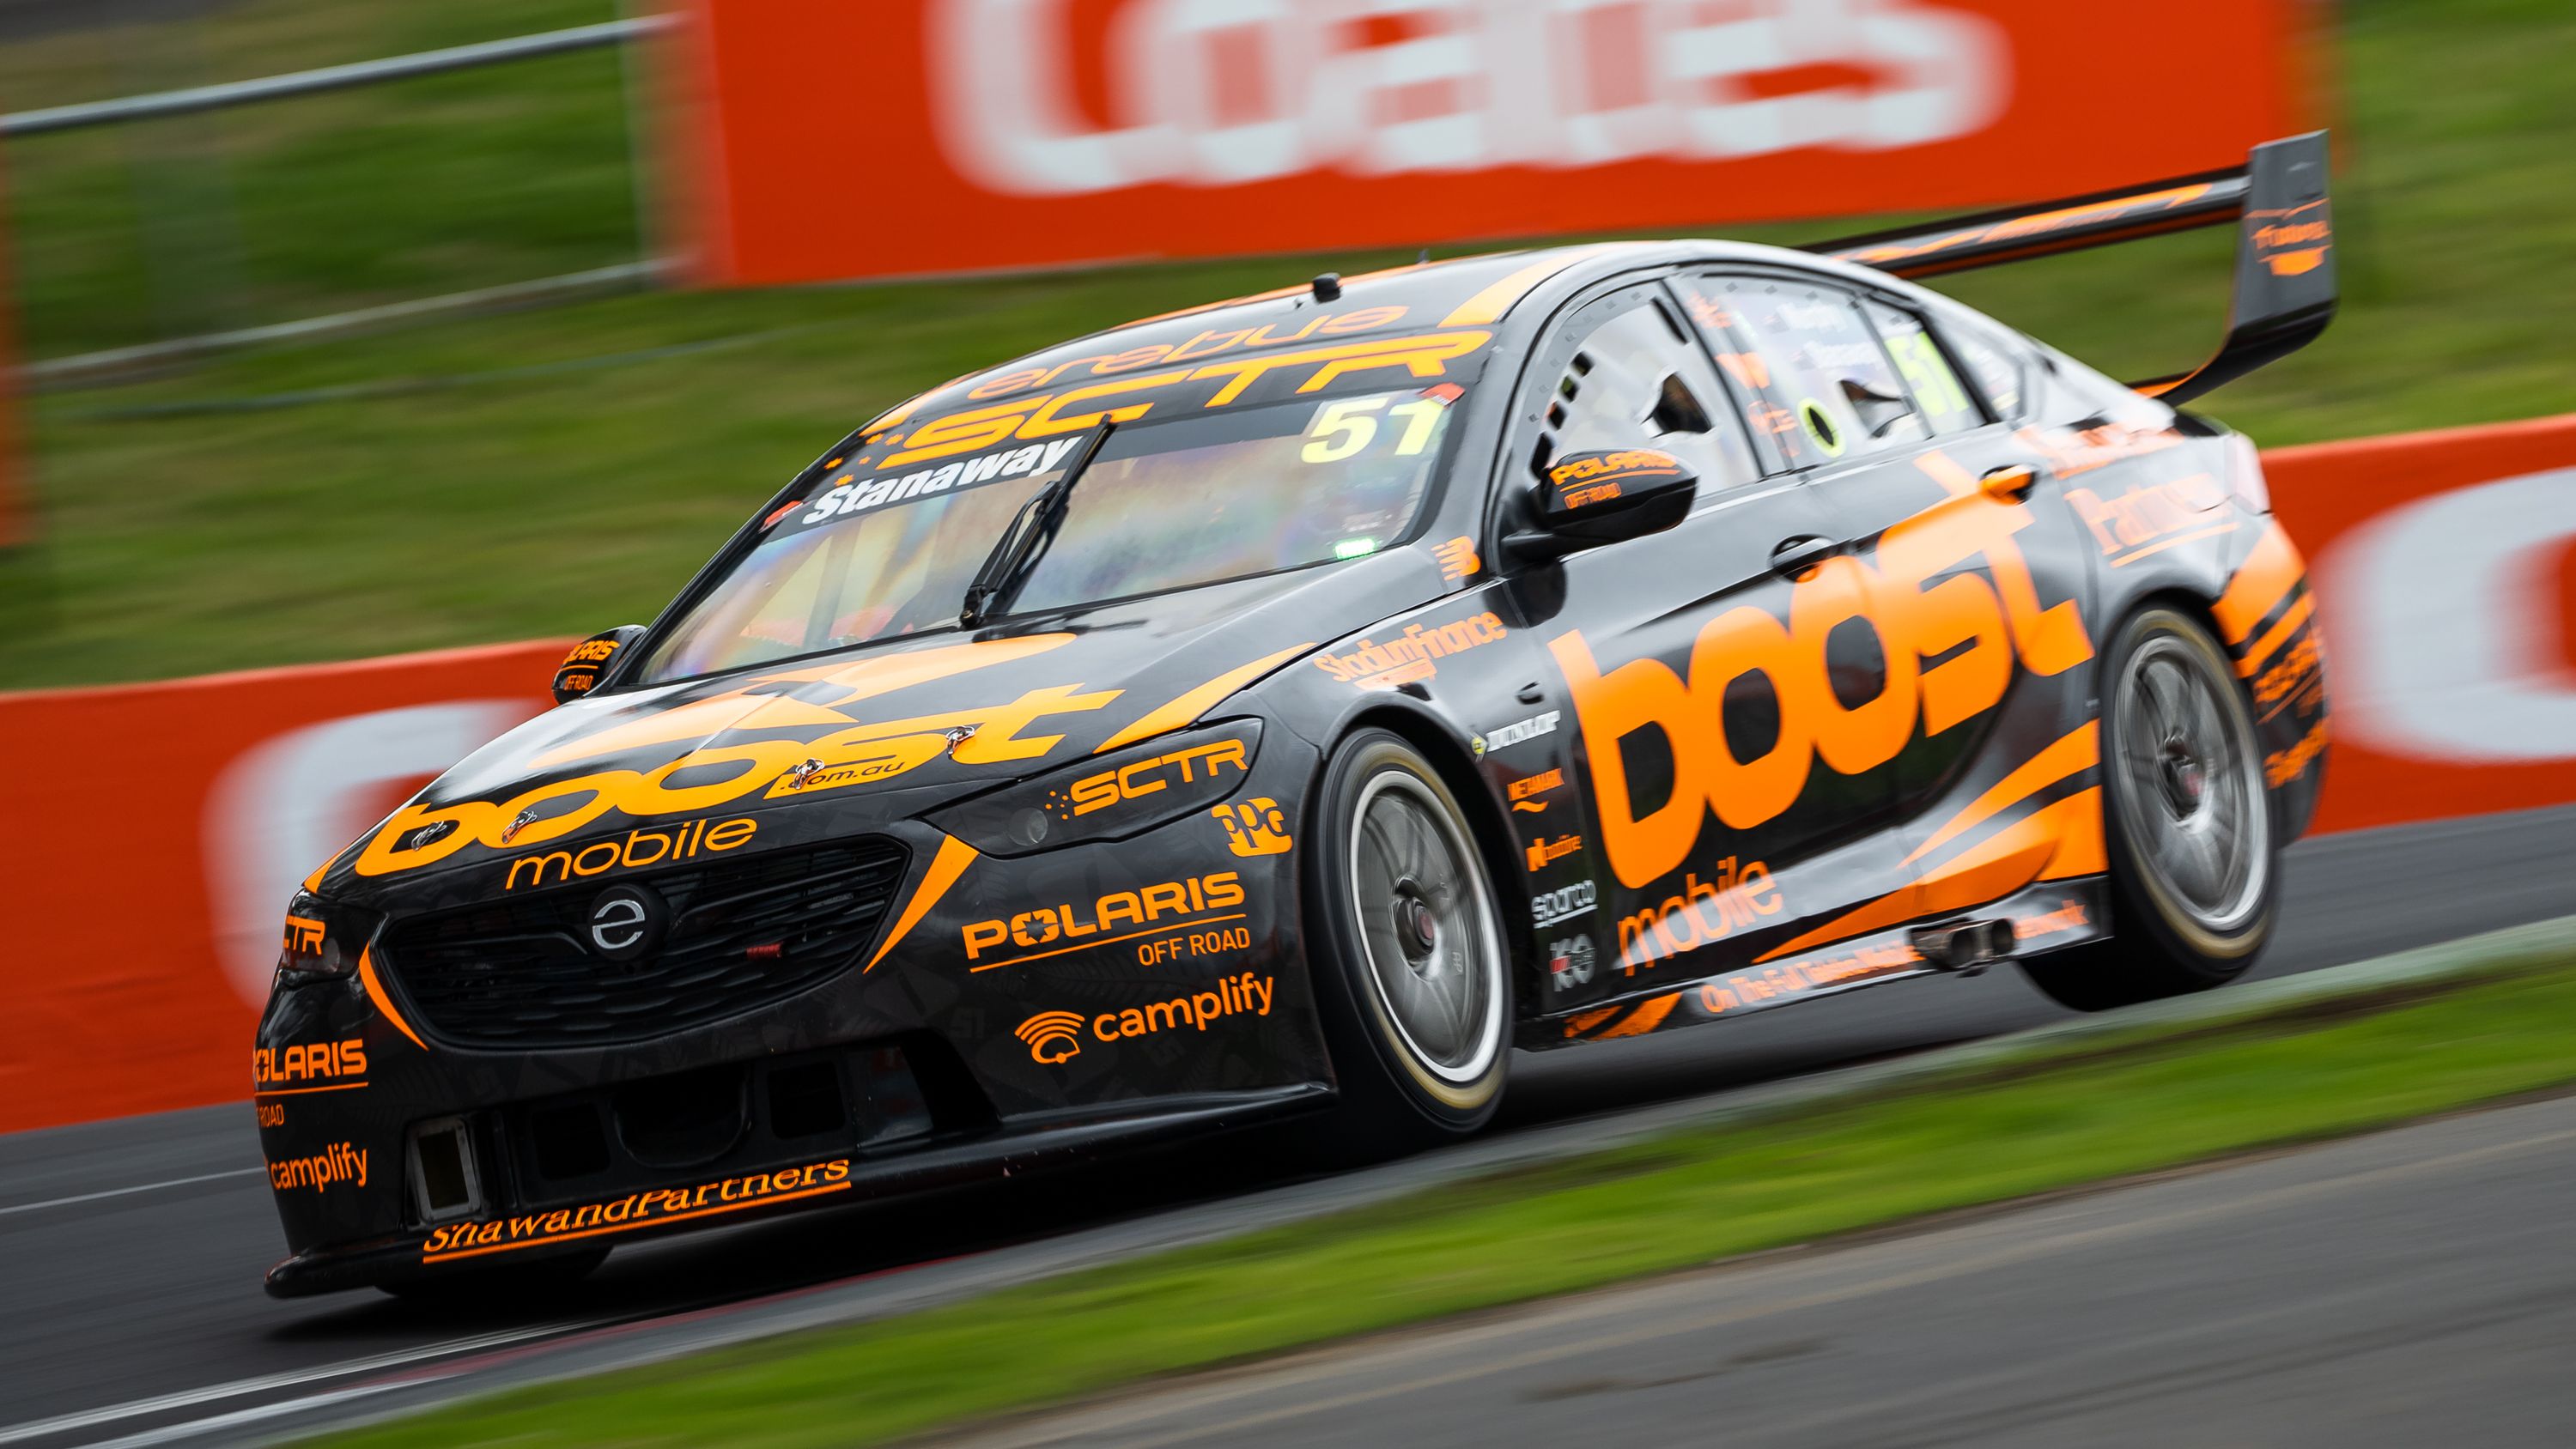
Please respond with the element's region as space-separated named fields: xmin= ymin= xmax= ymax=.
xmin=1805 ymin=132 xmax=2336 ymax=405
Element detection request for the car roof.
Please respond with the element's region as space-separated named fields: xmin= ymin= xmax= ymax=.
xmin=846 ymin=236 xmax=1930 ymax=457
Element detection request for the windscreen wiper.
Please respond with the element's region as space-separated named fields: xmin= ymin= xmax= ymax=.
xmin=959 ymin=425 xmax=1113 ymax=627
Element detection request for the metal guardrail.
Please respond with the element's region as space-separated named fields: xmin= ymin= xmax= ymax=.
xmin=0 ymin=14 xmax=671 ymax=136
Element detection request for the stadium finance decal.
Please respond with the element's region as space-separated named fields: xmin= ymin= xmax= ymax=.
xmin=1313 ymin=611 xmax=1507 ymax=688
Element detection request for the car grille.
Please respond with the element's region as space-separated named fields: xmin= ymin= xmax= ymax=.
xmin=378 ymin=836 xmax=912 ymax=1049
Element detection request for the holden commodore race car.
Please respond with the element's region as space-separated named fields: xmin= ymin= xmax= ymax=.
xmin=258 ymin=135 xmax=2336 ymax=1296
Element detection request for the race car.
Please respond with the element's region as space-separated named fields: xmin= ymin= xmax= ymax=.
xmin=257 ymin=134 xmax=2336 ymax=1296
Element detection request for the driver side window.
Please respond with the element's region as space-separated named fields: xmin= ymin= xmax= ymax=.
xmin=1530 ymin=294 xmax=1761 ymax=506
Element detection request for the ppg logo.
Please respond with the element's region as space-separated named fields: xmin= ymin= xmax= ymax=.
xmin=587 ymin=885 xmax=663 ymax=962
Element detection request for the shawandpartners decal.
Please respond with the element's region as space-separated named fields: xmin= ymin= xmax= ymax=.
xmin=421 ymin=1158 xmax=852 ymax=1264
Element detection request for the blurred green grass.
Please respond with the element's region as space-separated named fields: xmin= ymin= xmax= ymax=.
xmin=3 ymin=0 xmax=2573 ymax=688
xmin=315 ymin=945 xmax=2576 ymax=1449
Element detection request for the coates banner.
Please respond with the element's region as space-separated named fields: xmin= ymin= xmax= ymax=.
xmin=3 ymin=415 xmax=2573 ymax=1134
xmin=680 ymin=0 xmax=2308 ymax=284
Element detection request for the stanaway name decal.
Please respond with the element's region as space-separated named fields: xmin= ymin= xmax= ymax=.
xmin=799 ymin=436 xmax=1085 ymax=525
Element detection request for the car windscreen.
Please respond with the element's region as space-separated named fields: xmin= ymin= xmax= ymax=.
xmin=634 ymin=386 xmax=1460 ymax=683
xmin=1007 ymin=388 xmax=1455 ymax=615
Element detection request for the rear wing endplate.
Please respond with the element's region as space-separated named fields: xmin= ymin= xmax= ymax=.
xmin=1805 ymin=132 xmax=2336 ymax=405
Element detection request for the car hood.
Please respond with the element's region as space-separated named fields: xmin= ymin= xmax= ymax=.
xmin=320 ymin=553 xmax=1441 ymax=899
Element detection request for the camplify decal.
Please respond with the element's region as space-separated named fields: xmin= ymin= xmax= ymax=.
xmin=1551 ymin=456 xmax=2093 ymax=890
xmin=268 ymin=1142 xmax=368 ymax=1194
xmin=1089 ymin=973 xmax=1276 ymax=1043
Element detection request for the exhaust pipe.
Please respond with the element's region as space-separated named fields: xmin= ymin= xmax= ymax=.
xmin=1908 ymin=919 xmax=2016 ymax=974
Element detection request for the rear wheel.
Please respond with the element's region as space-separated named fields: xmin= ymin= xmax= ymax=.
xmin=2023 ymin=606 xmax=2277 ymax=1012
xmin=1302 ymin=730 xmax=1510 ymax=1159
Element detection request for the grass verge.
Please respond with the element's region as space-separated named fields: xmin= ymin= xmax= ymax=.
xmin=317 ymin=941 xmax=2576 ymax=1449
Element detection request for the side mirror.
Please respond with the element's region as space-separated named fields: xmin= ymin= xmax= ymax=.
xmin=551 ymin=626 xmax=647 ymax=705
xmin=1505 ymin=448 xmax=1698 ymax=562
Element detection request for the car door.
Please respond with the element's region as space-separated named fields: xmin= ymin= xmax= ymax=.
xmin=1674 ymin=271 xmax=2104 ymax=921
xmin=1492 ymin=280 xmax=1866 ymax=1004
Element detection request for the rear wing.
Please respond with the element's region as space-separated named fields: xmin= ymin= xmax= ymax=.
xmin=1805 ymin=132 xmax=2336 ymax=405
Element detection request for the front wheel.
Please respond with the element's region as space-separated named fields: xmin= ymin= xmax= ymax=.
xmin=1302 ymin=730 xmax=1511 ymax=1159
xmin=2023 ymin=606 xmax=2278 ymax=1012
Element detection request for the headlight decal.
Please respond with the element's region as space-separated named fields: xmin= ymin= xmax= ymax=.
xmin=356 ymin=945 xmax=428 ymax=1052
xmin=1092 ymin=642 xmax=1312 ymax=754
xmin=864 ymin=835 xmax=981 ymax=973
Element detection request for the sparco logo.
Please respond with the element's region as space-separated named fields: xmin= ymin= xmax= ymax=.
xmin=1532 ymin=881 xmax=1596 ymax=928
xmin=587 ymin=885 xmax=663 ymax=962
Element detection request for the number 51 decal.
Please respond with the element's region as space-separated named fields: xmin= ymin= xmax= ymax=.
xmin=1303 ymin=395 xmax=1446 ymax=464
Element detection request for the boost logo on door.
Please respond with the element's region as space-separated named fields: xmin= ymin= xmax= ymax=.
xmin=1549 ymin=457 xmax=2093 ymax=890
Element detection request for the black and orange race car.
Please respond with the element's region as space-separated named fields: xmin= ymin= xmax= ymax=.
xmin=258 ymin=136 xmax=2336 ymax=1295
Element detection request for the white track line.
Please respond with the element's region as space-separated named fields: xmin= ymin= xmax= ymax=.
xmin=72 ymin=1386 xmax=402 ymax=1449
xmin=0 ymin=1325 xmax=587 ymax=1446
xmin=0 ymin=1168 xmax=264 ymax=1219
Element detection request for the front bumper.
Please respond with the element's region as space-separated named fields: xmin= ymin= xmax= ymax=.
xmin=257 ymin=725 xmax=1334 ymax=1294
xmin=264 ymin=1082 xmax=1325 ymax=1297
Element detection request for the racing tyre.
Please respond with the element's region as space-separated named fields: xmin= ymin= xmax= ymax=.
xmin=1302 ymin=730 xmax=1511 ymax=1160
xmin=376 ymin=1246 xmax=611 ymax=1301
xmin=2023 ymin=606 xmax=2278 ymax=1012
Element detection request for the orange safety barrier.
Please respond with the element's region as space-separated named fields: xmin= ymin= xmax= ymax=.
xmin=0 ymin=414 xmax=2571 ymax=1134
xmin=0 ymin=642 xmax=563 ymax=1133
xmin=2264 ymin=413 xmax=2576 ymax=834
xmin=677 ymin=0 xmax=2310 ymax=285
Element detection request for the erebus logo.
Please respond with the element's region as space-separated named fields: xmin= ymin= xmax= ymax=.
xmin=1015 ymin=1011 xmax=1085 ymax=1064
xmin=587 ymin=884 xmax=664 ymax=962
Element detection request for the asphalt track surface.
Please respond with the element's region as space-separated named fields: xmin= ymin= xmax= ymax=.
xmin=3 ymin=804 xmax=2570 ymax=1445
xmin=939 ymin=1092 xmax=2576 ymax=1449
